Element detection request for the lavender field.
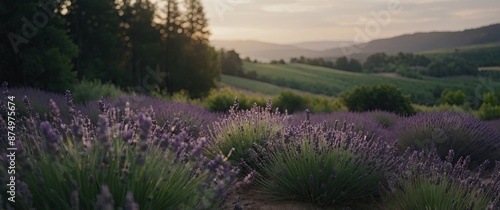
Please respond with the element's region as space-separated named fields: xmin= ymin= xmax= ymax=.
xmin=1 ymin=85 xmax=500 ymax=210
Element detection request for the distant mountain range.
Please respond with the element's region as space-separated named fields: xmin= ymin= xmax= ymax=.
xmin=210 ymin=23 xmax=500 ymax=61
xmin=210 ymin=40 xmax=322 ymax=62
xmin=291 ymin=41 xmax=353 ymax=51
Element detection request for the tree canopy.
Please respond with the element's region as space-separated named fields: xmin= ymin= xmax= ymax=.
xmin=1 ymin=0 xmax=219 ymax=97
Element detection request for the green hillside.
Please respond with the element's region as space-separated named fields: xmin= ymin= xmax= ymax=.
xmin=420 ymin=42 xmax=500 ymax=54
xmin=220 ymin=75 xmax=288 ymax=95
xmin=237 ymin=62 xmax=500 ymax=105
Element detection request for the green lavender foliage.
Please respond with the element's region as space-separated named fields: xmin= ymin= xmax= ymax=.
xmin=0 ymin=89 xmax=239 ymax=209
xmin=253 ymin=115 xmax=399 ymax=207
xmin=205 ymin=99 xmax=288 ymax=171
xmin=383 ymin=150 xmax=500 ymax=209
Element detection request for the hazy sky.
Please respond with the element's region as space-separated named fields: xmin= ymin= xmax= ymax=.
xmin=200 ymin=0 xmax=500 ymax=44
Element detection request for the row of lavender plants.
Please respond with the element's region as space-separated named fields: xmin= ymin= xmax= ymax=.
xmin=1 ymin=84 xmax=500 ymax=209
xmin=206 ymin=101 xmax=500 ymax=208
xmin=0 ymin=85 xmax=249 ymax=209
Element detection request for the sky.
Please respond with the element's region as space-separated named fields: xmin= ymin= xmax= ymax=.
xmin=200 ymin=0 xmax=500 ymax=44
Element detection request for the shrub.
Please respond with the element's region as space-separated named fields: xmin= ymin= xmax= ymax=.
xmin=205 ymin=99 xmax=287 ymax=170
xmin=413 ymin=104 xmax=470 ymax=114
xmin=383 ymin=150 xmax=500 ymax=209
xmin=440 ymin=89 xmax=466 ymax=106
xmin=204 ymin=87 xmax=266 ymax=112
xmin=72 ymin=79 xmax=124 ymax=104
xmin=483 ymin=92 xmax=500 ymax=106
xmin=253 ymin=117 xmax=398 ymax=207
xmin=0 ymin=91 xmax=241 ymax=209
xmin=477 ymin=92 xmax=500 ymax=120
xmin=306 ymin=94 xmax=344 ymax=113
xmin=340 ymin=84 xmax=415 ymax=116
xmin=393 ymin=112 xmax=500 ymax=166
xmin=477 ymin=103 xmax=500 ymax=120
xmin=272 ymin=91 xmax=308 ymax=114
xmin=366 ymin=111 xmax=402 ymax=129
xmin=7 ymin=87 xmax=71 ymax=122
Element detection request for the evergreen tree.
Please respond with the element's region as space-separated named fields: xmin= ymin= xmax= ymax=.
xmin=118 ymin=0 xmax=163 ymax=90
xmin=220 ymin=49 xmax=244 ymax=76
xmin=0 ymin=0 xmax=78 ymax=92
xmin=164 ymin=0 xmax=187 ymax=93
xmin=65 ymin=0 xmax=128 ymax=86
xmin=175 ymin=0 xmax=218 ymax=97
xmin=363 ymin=52 xmax=388 ymax=72
xmin=335 ymin=56 xmax=349 ymax=70
xmin=348 ymin=59 xmax=363 ymax=72
xmin=183 ymin=0 xmax=210 ymax=43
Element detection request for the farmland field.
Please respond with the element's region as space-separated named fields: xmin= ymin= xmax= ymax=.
xmin=479 ymin=66 xmax=500 ymax=71
xmin=420 ymin=42 xmax=500 ymax=54
xmin=237 ymin=61 xmax=500 ymax=105
xmin=220 ymin=74 xmax=289 ymax=95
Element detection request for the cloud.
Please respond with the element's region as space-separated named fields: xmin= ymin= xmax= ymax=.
xmin=408 ymin=0 xmax=453 ymax=4
xmin=451 ymin=8 xmax=500 ymax=19
xmin=202 ymin=0 xmax=500 ymax=43
xmin=262 ymin=3 xmax=332 ymax=13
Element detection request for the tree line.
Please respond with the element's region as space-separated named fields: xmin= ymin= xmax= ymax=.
xmin=288 ymin=50 xmax=499 ymax=78
xmin=1 ymin=0 xmax=219 ymax=98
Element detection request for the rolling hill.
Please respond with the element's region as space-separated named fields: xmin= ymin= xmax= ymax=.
xmin=322 ymin=23 xmax=500 ymax=57
xmin=291 ymin=41 xmax=353 ymax=51
xmin=210 ymin=23 xmax=500 ymax=61
xmin=210 ymin=40 xmax=321 ymax=61
xmin=223 ymin=61 xmax=500 ymax=106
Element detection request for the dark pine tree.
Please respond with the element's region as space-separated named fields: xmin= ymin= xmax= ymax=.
xmin=65 ymin=0 xmax=129 ymax=86
xmin=0 ymin=0 xmax=78 ymax=92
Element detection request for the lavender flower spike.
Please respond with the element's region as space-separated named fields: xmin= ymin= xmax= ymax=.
xmin=40 ymin=121 xmax=61 ymax=153
xmin=138 ymin=113 xmax=152 ymax=141
xmin=95 ymin=185 xmax=114 ymax=210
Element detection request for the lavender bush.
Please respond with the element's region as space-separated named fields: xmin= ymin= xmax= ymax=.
xmin=81 ymin=95 xmax=219 ymax=136
xmin=394 ymin=112 xmax=500 ymax=166
xmin=253 ymin=112 xmax=399 ymax=207
xmin=292 ymin=111 xmax=394 ymax=142
xmin=7 ymin=87 xmax=72 ymax=123
xmin=205 ymin=99 xmax=288 ymax=170
xmin=486 ymin=119 xmax=500 ymax=133
xmin=383 ymin=149 xmax=500 ymax=209
xmin=0 ymin=89 xmax=240 ymax=209
xmin=365 ymin=110 xmax=402 ymax=129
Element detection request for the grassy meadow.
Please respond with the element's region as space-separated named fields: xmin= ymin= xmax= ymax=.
xmin=420 ymin=42 xmax=500 ymax=55
xmin=221 ymin=74 xmax=288 ymax=96
xmin=233 ymin=61 xmax=499 ymax=106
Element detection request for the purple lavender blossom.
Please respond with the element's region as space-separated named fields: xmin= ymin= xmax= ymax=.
xmin=485 ymin=119 xmax=500 ymax=133
xmin=293 ymin=111 xmax=395 ymax=142
xmin=2 ymin=81 xmax=9 ymax=97
xmin=138 ymin=113 xmax=152 ymax=141
xmin=393 ymin=112 xmax=500 ymax=166
xmin=207 ymin=154 xmax=223 ymax=172
xmin=124 ymin=192 xmax=139 ymax=210
xmin=95 ymin=185 xmax=114 ymax=210
xmin=97 ymin=115 xmax=111 ymax=147
xmin=123 ymin=130 xmax=134 ymax=142
xmin=23 ymin=96 xmax=33 ymax=116
xmin=40 ymin=121 xmax=61 ymax=153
